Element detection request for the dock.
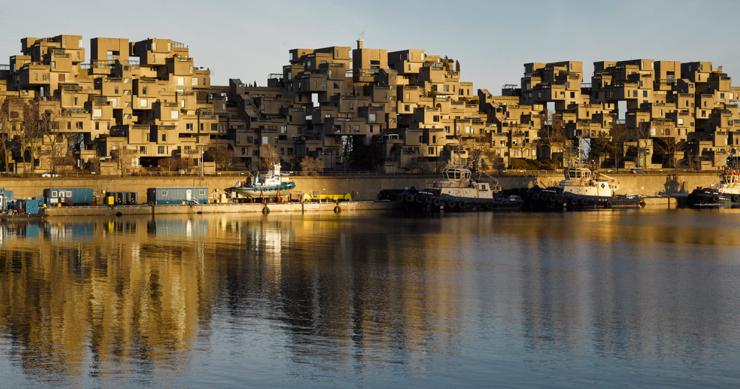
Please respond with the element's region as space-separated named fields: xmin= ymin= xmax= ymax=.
xmin=641 ymin=196 xmax=683 ymax=209
xmin=43 ymin=201 xmax=398 ymax=218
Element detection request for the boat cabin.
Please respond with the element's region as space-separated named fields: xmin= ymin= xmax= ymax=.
xmin=564 ymin=167 xmax=592 ymax=180
xmin=444 ymin=168 xmax=472 ymax=181
xmin=720 ymin=170 xmax=739 ymax=185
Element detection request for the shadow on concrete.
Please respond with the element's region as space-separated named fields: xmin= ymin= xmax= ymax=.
xmin=660 ymin=174 xmax=687 ymax=195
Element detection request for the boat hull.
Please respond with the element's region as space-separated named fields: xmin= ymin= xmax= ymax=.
xmin=525 ymin=187 xmax=644 ymax=211
xmin=226 ymin=182 xmax=296 ymax=199
xmin=687 ymin=188 xmax=740 ymax=208
xmin=396 ymin=190 xmax=523 ymax=214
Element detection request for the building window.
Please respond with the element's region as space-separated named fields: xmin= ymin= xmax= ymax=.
xmin=158 ymin=146 xmax=165 ymax=154
xmin=76 ymin=122 xmax=84 ymax=130
xmin=192 ymin=77 xmax=198 ymax=86
xmin=186 ymin=123 xmax=193 ymax=131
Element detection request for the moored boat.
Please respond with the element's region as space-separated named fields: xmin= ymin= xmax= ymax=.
xmin=525 ymin=167 xmax=644 ymax=211
xmin=394 ymin=166 xmax=523 ymax=213
xmin=687 ymin=167 xmax=740 ymax=208
xmin=225 ymin=164 xmax=296 ymax=200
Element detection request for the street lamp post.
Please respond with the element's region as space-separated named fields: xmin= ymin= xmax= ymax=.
xmin=197 ymin=109 xmax=204 ymax=177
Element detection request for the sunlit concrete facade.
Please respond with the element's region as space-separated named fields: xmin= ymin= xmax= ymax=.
xmin=0 ymin=35 xmax=217 ymax=174
xmin=489 ymin=59 xmax=740 ymax=169
xmin=2 ymin=35 xmax=739 ymax=174
xmin=227 ymin=40 xmax=499 ymax=172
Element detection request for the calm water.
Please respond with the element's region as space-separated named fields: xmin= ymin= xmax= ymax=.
xmin=0 ymin=210 xmax=739 ymax=388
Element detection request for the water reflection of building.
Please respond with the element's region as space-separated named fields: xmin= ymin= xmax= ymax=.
xmin=1 ymin=211 xmax=738 ymax=382
xmin=0 ymin=217 xmax=215 ymax=382
xmin=488 ymin=211 xmax=740 ymax=362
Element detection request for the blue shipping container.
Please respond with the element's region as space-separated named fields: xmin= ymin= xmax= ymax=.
xmin=25 ymin=198 xmax=43 ymax=216
xmin=44 ymin=188 xmax=95 ymax=206
xmin=147 ymin=187 xmax=208 ymax=205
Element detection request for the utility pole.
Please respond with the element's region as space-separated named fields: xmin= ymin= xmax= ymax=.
xmin=197 ymin=108 xmax=203 ymax=177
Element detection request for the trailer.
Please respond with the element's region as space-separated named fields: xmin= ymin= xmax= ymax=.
xmin=147 ymin=187 xmax=208 ymax=205
xmin=0 ymin=189 xmax=13 ymax=211
xmin=43 ymin=188 xmax=94 ymax=206
xmin=300 ymin=192 xmax=352 ymax=203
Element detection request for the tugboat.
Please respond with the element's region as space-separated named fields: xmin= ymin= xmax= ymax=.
xmin=225 ymin=164 xmax=296 ymax=201
xmin=395 ymin=166 xmax=523 ymax=213
xmin=526 ymin=166 xmax=644 ymax=211
xmin=687 ymin=167 xmax=740 ymax=208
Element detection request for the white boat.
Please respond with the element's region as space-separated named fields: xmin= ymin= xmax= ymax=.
xmin=717 ymin=168 xmax=740 ymax=197
xmin=430 ymin=167 xmax=501 ymax=200
xmin=559 ymin=167 xmax=616 ymax=199
xmin=527 ymin=165 xmax=643 ymax=211
xmin=398 ymin=167 xmax=520 ymax=212
xmin=688 ymin=167 xmax=740 ymax=207
xmin=226 ymin=164 xmax=296 ymax=200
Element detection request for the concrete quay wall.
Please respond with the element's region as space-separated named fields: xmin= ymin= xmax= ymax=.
xmin=43 ymin=200 xmax=394 ymax=218
xmin=0 ymin=171 xmax=720 ymax=201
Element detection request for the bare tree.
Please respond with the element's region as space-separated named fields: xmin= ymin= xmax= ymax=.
xmin=259 ymin=143 xmax=280 ymax=170
xmin=0 ymin=98 xmax=15 ymax=173
xmin=299 ymin=156 xmax=322 ymax=176
xmin=20 ymin=99 xmax=58 ymax=172
xmin=652 ymin=137 xmax=678 ymax=168
xmin=205 ymin=148 xmax=236 ymax=171
xmin=112 ymin=146 xmax=138 ymax=175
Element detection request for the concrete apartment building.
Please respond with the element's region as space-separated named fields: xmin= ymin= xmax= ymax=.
xmin=0 ymin=34 xmax=217 ymax=175
xmin=2 ymin=34 xmax=739 ymax=175
xmin=223 ymin=40 xmax=497 ymax=172
xmin=487 ymin=59 xmax=740 ymax=170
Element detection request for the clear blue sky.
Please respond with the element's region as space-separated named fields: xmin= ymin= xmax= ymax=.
xmin=1 ymin=0 xmax=738 ymax=92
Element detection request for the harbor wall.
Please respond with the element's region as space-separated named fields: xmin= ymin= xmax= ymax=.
xmin=0 ymin=171 xmax=720 ymax=201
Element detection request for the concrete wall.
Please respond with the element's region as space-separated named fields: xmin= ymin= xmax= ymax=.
xmin=43 ymin=201 xmax=394 ymax=217
xmin=0 ymin=171 xmax=721 ymax=201
xmin=509 ymin=171 xmax=719 ymax=195
xmin=0 ymin=175 xmax=438 ymax=202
